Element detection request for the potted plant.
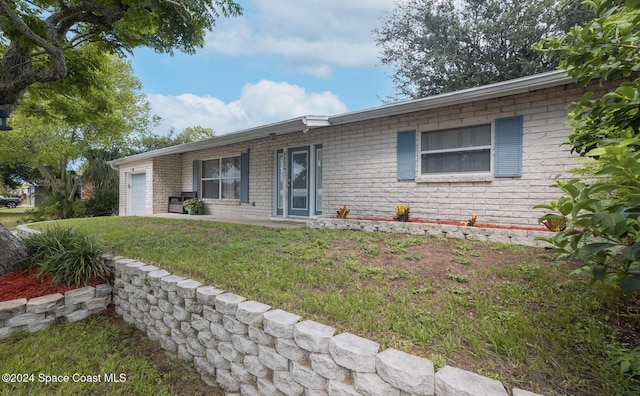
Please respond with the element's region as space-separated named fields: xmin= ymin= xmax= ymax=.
xmin=183 ymin=198 xmax=204 ymax=215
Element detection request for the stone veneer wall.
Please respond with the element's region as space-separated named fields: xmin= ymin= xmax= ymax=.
xmin=308 ymin=217 xmax=552 ymax=248
xmin=0 ymin=284 xmax=113 ymax=340
xmin=109 ymin=255 xmax=543 ymax=396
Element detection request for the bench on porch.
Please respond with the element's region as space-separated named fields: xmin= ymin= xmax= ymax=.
xmin=168 ymin=192 xmax=198 ymax=214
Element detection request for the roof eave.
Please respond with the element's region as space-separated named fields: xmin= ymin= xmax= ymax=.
xmin=329 ymin=70 xmax=575 ymax=125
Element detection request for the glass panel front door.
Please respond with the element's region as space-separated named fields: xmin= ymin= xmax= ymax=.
xmin=289 ymin=147 xmax=309 ymax=216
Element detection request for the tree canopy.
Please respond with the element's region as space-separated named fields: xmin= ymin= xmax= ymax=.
xmin=0 ymin=0 xmax=242 ymax=110
xmin=374 ymin=0 xmax=596 ymax=100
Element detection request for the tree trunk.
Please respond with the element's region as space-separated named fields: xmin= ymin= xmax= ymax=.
xmin=0 ymin=224 xmax=28 ymax=275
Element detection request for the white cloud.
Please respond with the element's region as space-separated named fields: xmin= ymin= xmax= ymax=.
xmin=204 ymin=0 xmax=396 ymax=78
xmin=148 ymin=80 xmax=347 ymax=135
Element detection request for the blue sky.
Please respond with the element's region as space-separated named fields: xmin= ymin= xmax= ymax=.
xmin=127 ymin=0 xmax=397 ymax=136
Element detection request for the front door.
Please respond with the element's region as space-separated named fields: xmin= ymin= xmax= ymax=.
xmin=288 ymin=146 xmax=310 ymax=216
xmin=130 ymin=173 xmax=146 ymax=215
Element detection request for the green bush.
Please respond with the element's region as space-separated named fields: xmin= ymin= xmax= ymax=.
xmin=84 ymin=188 xmax=118 ymax=217
xmin=22 ymin=226 xmax=110 ymax=286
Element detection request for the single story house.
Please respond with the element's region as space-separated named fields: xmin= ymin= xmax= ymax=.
xmin=110 ymin=70 xmax=602 ymax=228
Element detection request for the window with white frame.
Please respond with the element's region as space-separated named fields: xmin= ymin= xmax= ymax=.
xmin=202 ymin=156 xmax=241 ymax=199
xmin=420 ymin=124 xmax=491 ymax=174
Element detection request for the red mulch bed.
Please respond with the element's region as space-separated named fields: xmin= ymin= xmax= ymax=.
xmin=0 ymin=269 xmax=110 ymax=302
xmin=353 ymin=218 xmax=549 ymax=232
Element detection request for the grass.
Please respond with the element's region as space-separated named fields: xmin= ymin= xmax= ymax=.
xmin=0 ymin=311 xmax=222 ymax=396
xmin=0 ymin=206 xmax=30 ymax=230
xmin=27 ymin=216 xmax=640 ymax=396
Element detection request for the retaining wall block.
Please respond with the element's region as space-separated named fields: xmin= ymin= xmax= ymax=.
xmin=249 ymin=326 xmax=275 ymax=346
xmin=207 ymin=347 xmax=232 ymax=370
xmin=434 ymin=365 xmax=508 ymax=396
xmin=0 ymin=298 xmax=27 ymax=320
xmin=64 ymin=309 xmax=91 ymax=323
xmin=215 ymin=293 xmax=247 ymax=315
xmin=231 ymin=334 xmax=258 ymax=355
xmin=203 ymin=305 xmax=223 ymax=323
xmin=5 ymin=312 xmax=45 ymax=327
xmin=376 ymin=347 xmax=435 ymax=395
xmin=194 ymin=356 xmax=216 ymax=376
xmin=276 ymin=337 xmax=308 ymax=362
xmin=147 ymin=269 xmax=171 ymax=287
xmin=354 ymin=372 xmax=400 ymax=396
xmin=26 ymin=293 xmax=64 ymax=314
xmin=294 ymin=320 xmax=335 ymax=353
xmin=216 ymin=368 xmax=241 ymax=392
xmin=196 ymin=285 xmax=225 ymax=305
xmin=240 ymin=383 xmax=261 ymax=396
xmin=244 ymin=355 xmax=269 ymax=378
xmin=263 ymin=309 xmax=302 ymax=338
xmin=257 ymin=377 xmax=285 ymax=396
xmin=186 ymin=337 xmax=207 ymax=357
xmin=230 ymin=361 xmax=255 ymax=383
xmin=326 ymin=380 xmax=362 ymax=396
xmin=258 ymin=344 xmax=289 ymax=371
xmin=219 ymin=340 xmax=244 ymax=363
xmin=197 ymin=329 xmax=216 ymax=348
xmin=273 ymin=370 xmax=304 ymax=396
xmin=211 ymin=322 xmax=232 ymax=342
xmin=291 ymin=361 xmax=327 ymax=390
xmin=135 ymin=264 xmax=159 ymax=280
xmin=64 ymin=286 xmax=95 ymax=305
xmin=236 ymin=300 xmax=272 ymax=327
xmin=176 ymin=279 xmax=202 ymax=299
xmin=309 ymin=353 xmax=349 ymax=381
xmin=191 ymin=313 xmax=211 ymax=332
xmin=95 ymin=284 xmax=113 ymax=298
xmin=223 ymin=315 xmax=248 ymax=335
xmin=329 ymin=333 xmax=379 ymax=373
xmin=160 ymin=274 xmax=186 ymax=292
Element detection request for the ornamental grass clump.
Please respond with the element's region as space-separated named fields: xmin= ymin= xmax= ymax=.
xmin=21 ymin=226 xmax=109 ymax=286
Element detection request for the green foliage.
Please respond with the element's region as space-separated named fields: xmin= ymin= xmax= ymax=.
xmin=84 ymin=189 xmax=119 ymax=217
xmin=21 ymin=226 xmax=109 ymax=286
xmin=336 ymin=205 xmax=350 ymax=219
xmin=536 ymin=139 xmax=640 ymax=296
xmin=535 ymin=0 xmax=640 ymax=296
xmin=394 ymin=204 xmax=410 ymax=222
xmin=183 ymin=197 xmax=204 ymax=214
xmin=374 ymin=0 xmax=595 ymax=100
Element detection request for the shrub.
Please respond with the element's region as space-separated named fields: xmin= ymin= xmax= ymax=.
xmin=85 ymin=189 xmax=118 ymax=217
xmin=461 ymin=213 xmax=477 ymax=227
xmin=394 ymin=205 xmax=410 ymax=222
xmin=336 ymin=205 xmax=350 ymax=219
xmin=21 ymin=226 xmax=110 ymax=286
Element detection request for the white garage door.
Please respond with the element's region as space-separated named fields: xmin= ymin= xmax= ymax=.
xmin=130 ymin=173 xmax=146 ymax=215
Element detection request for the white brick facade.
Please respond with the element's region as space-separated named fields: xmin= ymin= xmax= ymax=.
xmin=116 ymin=77 xmax=605 ymax=227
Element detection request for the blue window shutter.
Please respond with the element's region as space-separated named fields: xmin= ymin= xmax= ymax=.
xmin=240 ymin=151 xmax=249 ymax=203
xmin=192 ymin=160 xmax=199 ymax=193
xmin=495 ymin=116 xmax=523 ymax=177
xmin=397 ymin=130 xmax=416 ymax=180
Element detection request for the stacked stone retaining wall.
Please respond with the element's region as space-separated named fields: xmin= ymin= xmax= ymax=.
xmin=0 ymin=284 xmax=113 ymax=339
xmin=110 ymin=255 xmax=542 ymax=396
xmin=308 ymin=217 xmax=552 ymax=248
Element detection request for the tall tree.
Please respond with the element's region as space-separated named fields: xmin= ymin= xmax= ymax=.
xmin=0 ymin=0 xmax=242 ymax=112
xmin=0 ymin=45 xmax=154 ymax=218
xmin=374 ymin=0 xmax=596 ymax=100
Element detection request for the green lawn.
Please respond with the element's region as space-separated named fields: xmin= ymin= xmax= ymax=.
xmin=0 ymin=206 xmax=30 ymax=231
xmin=0 ymin=311 xmax=222 ymax=396
xmin=29 ymin=216 xmax=640 ymax=396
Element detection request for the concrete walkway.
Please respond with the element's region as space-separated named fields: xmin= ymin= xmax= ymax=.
xmin=149 ymin=212 xmax=308 ymax=229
